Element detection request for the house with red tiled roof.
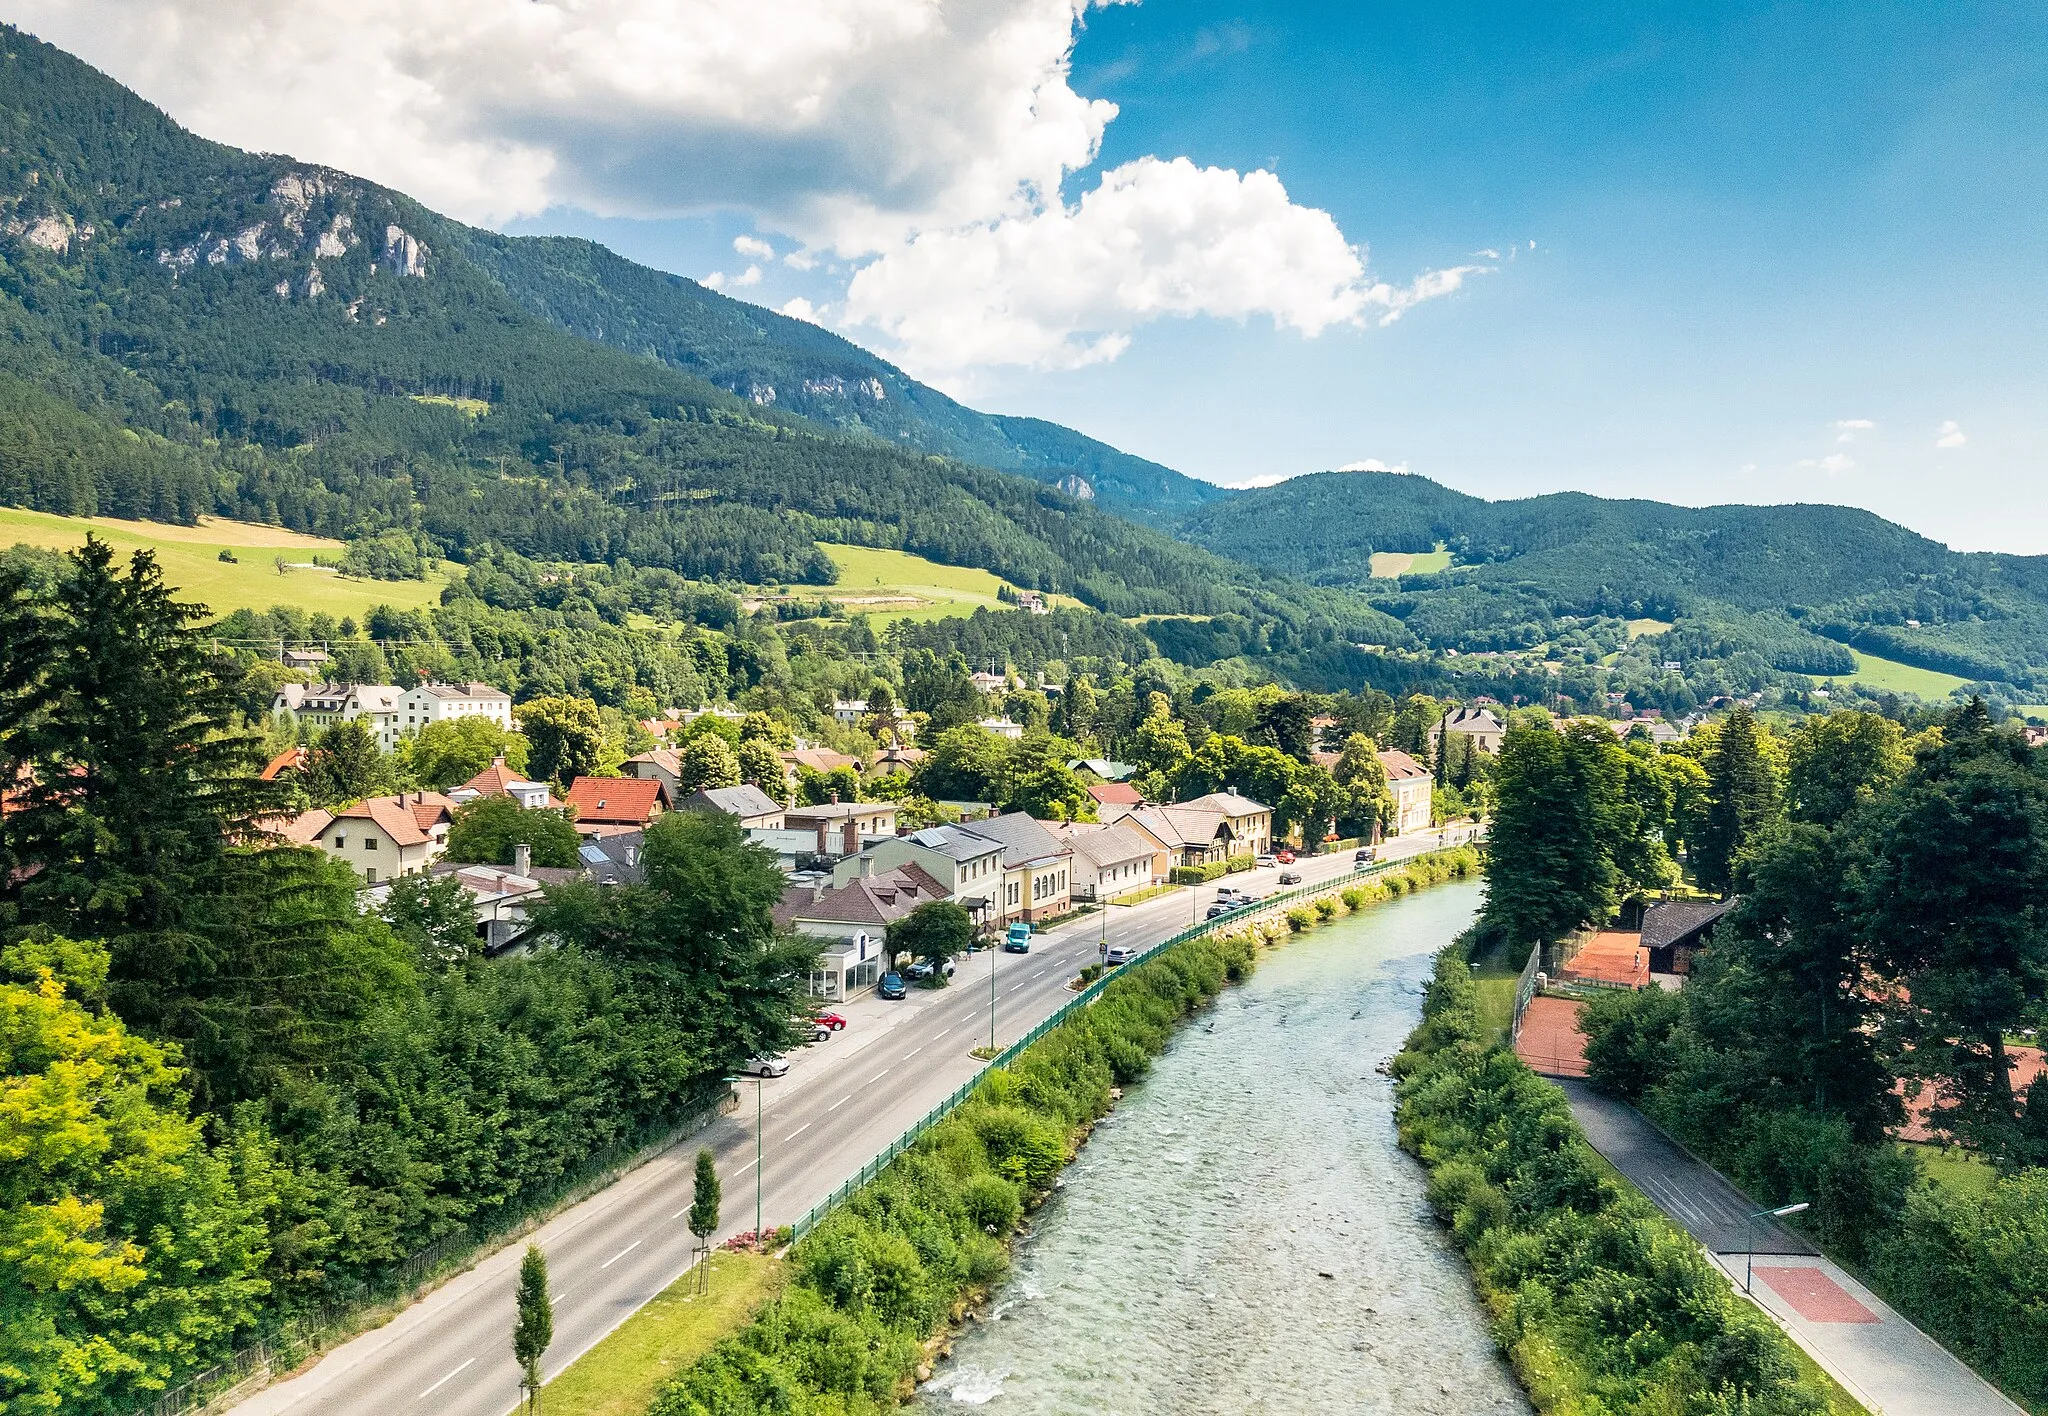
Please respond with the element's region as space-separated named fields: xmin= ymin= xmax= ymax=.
xmin=290 ymin=791 xmax=456 ymax=884
xmin=565 ymin=776 xmax=670 ymax=836
xmin=451 ymin=756 xmax=564 ymax=810
xmin=774 ymin=861 xmax=951 ymax=999
xmin=1084 ymin=780 xmax=1144 ymax=821
xmin=260 ymin=746 xmax=309 ymax=781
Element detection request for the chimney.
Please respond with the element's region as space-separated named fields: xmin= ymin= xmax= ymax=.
xmin=829 ymin=790 xmax=840 ymax=804
xmin=859 ymin=854 xmax=873 ymax=878
xmin=815 ymin=820 xmax=830 ymax=855
xmin=842 ymin=819 xmax=859 ymax=857
xmin=513 ymin=843 xmax=531 ymax=877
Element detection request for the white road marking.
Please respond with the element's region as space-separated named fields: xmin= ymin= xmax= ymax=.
xmin=670 ymin=1207 xmax=688 ymax=1219
xmin=827 ymin=1094 xmax=852 ymax=1112
xmin=873 ymin=1068 xmax=891 ymax=1081
xmin=417 ymin=1358 xmax=475 ymax=1400
xmin=733 ymin=1157 xmax=757 ymax=1177
xmin=786 ymin=1123 xmax=811 ymax=1141
xmin=903 ymin=1046 xmax=922 ymax=1059
xmin=933 ymin=1027 xmax=950 ymax=1040
xmin=599 ymin=1240 xmax=641 ymax=1270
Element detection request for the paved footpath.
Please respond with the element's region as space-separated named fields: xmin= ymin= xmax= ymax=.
xmin=1557 ymin=1080 xmax=2022 ymax=1416
xmin=232 ymin=829 xmax=1468 ymax=1416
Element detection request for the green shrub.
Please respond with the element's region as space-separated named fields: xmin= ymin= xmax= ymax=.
xmin=1340 ymin=887 xmax=1367 ymax=911
xmin=1314 ymin=897 xmax=1339 ymax=920
xmin=1223 ymin=853 xmax=1256 ymax=874
xmin=960 ymin=1174 xmax=1023 ymax=1235
xmin=1167 ymin=861 xmax=1227 ymax=884
xmin=1285 ymin=906 xmax=1313 ymax=932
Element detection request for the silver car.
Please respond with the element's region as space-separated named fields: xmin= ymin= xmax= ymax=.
xmin=739 ymin=1055 xmax=790 ymax=1078
xmin=1105 ymin=944 xmax=1138 ymax=966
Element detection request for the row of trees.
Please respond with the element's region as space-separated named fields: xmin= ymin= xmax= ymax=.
xmin=0 ymin=540 xmax=820 ymax=1411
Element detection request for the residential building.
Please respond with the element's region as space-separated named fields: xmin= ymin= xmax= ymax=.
xmin=564 ymin=776 xmax=670 ymax=836
xmin=621 ymin=748 xmax=688 ymax=799
xmin=1378 ymin=749 xmax=1432 ymax=835
xmin=781 ymin=747 xmax=864 ymax=786
xmin=450 ymin=756 xmax=562 ymax=810
xmin=271 ymin=682 xmax=406 ymax=750
xmin=968 ymin=670 xmax=1010 ymax=696
xmin=402 ymin=682 xmax=513 ymax=735
xmin=1047 ymin=821 xmax=1157 ymax=902
xmin=1638 ymin=898 xmax=1734 ymax=977
xmin=1069 ymin=758 xmax=1136 ymax=782
xmin=1085 ymin=780 xmax=1145 ymax=822
xmin=774 ymin=862 xmax=951 ymax=998
xmin=834 ymin=824 xmax=1007 ymax=924
xmin=1441 ymin=706 xmax=1506 ymax=755
xmin=280 ymin=647 xmax=330 ymax=673
xmin=868 ymin=744 xmax=927 ymax=778
xmin=962 ymin=812 xmax=1073 ymax=924
xmin=832 ymin=698 xmax=868 ymax=727
xmin=288 ymin=791 xmax=456 ymax=884
xmin=1179 ymin=792 xmax=1273 ymax=857
xmin=1122 ymin=804 xmax=1235 ymax=869
xmin=677 ymin=783 xmax=786 ymax=830
xmin=786 ymin=799 xmax=898 ymax=840
xmin=577 ymin=831 xmax=645 ymax=887
xmin=978 ymin=716 xmax=1025 ymax=740
xmin=259 ymin=746 xmax=309 ymax=781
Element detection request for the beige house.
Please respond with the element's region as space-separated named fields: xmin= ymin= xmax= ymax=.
xmin=774 ymin=862 xmax=950 ymax=998
xmin=401 ymin=681 xmax=513 ymax=735
xmin=1442 ymin=706 xmax=1506 ymax=755
xmin=959 ymin=812 xmax=1072 ymax=924
xmin=285 ymin=791 xmax=455 ymax=884
xmin=1378 ymin=749 xmax=1433 ymax=836
xmin=1180 ymin=792 xmax=1273 ymax=856
xmin=786 ymin=799 xmax=899 ymax=840
xmin=1048 ymin=821 xmax=1158 ymax=902
xmin=835 ymin=825 xmax=1007 ymax=924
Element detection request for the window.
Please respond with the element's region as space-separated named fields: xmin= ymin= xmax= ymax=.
xmin=364 ymin=838 xmax=378 ymax=851
xmin=365 ymin=867 xmax=377 ymax=884
xmin=334 ymin=834 xmax=346 ymax=850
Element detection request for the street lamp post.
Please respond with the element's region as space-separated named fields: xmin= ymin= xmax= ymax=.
xmin=989 ymin=933 xmax=997 ymax=1053
xmin=725 ymin=1074 xmax=764 ymax=1244
xmin=1744 ymin=1202 xmax=1809 ymax=1294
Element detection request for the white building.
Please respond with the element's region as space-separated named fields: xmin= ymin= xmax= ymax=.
xmin=280 ymin=791 xmax=455 ymax=884
xmin=978 ymin=716 xmax=1025 ymax=741
xmin=401 ymin=682 xmax=513 ymax=736
xmin=271 ymin=682 xmax=406 ymax=751
xmin=832 ymin=698 xmax=868 ymax=727
xmin=1378 ymin=749 xmax=1433 ymax=836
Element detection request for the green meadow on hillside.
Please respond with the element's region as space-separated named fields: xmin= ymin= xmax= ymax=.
xmin=0 ymin=506 xmax=448 ymax=618
xmin=773 ymin=543 xmax=1077 ymax=625
xmin=1826 ymin=646 xmax=1970 ymax=699
xmin=1368 ymin=546 xmax=1454 ymax=579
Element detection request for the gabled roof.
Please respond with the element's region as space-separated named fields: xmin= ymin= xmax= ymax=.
xmin=328 ymin=792 xmax=455 ymax=848
xmin=1069 ymin=758 xmax=1136 ymax=782
xmin=773 ymin=863 xmax=949 ymax=930
xmin=276 ymin=808 xmax=333 ymax=844
xmin=565 ymin=776 xmax=669 ymax=824
xmin=456 ymin=757 xmax=563 ymax=807
xmin=1086 ymin=781 xmax=1143 ymax=806
xmin=787 ymin=799 xmax=895 ymax=824
xmin=1443 ymin=707 xmax=1504 ymax=733
xmin=1377 ymin=749 xmax=1431 ymax=781
xmin=578 ymin=831 xmax=645 ymax=885
xmin=682 ymin=784 xmax=783 ymax=818
xmin=1125 ymin=805 xmax=1227 ymax=850
xmin=1182 ymin=790 xmax=1268 ymax=818
xmin=783 ymin=748 xmax=861 ymax=774
xmin=1048 ymin=821 xmax=1154 ymax=870
xmin=899 ymin=825 xmax=1006 ymax=862
xmin=1641 ymin=899 xmax=1735 ymax=951
xmin=411 ymin=681 xmax=510 ymax=701
xmin=962 ymin=812 xmax=1072 ymax=868
xmin=260 ymin=747 xmax=309 ymax=781
xmin=625 ymin=748 xmax=685 ymax=778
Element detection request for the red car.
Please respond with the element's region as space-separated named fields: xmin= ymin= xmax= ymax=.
xmin=815 ymin=1011 xmax=848 ymax=1031
xmin=1276 ymin=849 xmax=1296 ymax=865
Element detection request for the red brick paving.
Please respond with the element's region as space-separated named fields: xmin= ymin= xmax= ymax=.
xmin=1758 ymin=1266 xmax=1880 ymax=1324
xmin=1515 ymin=995 xmax=1590 ymax=1078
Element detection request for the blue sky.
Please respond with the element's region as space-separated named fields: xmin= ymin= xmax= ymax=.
xmin=503 ymin=2 xmax=2048 ymax=551
xmin=33 ymin=0 xmax=2045 ymax=550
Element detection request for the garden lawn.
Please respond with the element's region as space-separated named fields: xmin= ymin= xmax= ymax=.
xmin=0 ymin=505 xmax=447 ymax=618
xmin=1898 ymin=1142 xmax=1999 ymax=1201
xmin=543 ymin=1251 xmax=783 ymax=1416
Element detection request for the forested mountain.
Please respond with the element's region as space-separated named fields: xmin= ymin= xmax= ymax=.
xmin=0 ymin=23 xmax=1376 ymax=657
xmin=455 ymin=232 xmax=1228 ymax=523
xmin=1181 ymin=471 xmax=2048 ymax=689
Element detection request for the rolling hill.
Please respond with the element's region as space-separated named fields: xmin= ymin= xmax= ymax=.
xmin=1179 ymin=471 xmax=2048 ymax=689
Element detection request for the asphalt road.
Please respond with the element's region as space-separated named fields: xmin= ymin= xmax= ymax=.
xmin=236 ymin=831 xmax=1463 ymax=1416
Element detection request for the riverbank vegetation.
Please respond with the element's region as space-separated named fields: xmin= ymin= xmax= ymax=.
xmin=641 ymin=852 xmax=1477 ymax=1414
xmin=1395 ymin=950 xmax=1858 ymax=1416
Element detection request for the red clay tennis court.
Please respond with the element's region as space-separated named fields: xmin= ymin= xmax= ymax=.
xmin=1559 ymin=930 xmax=1650 ymax=988
xmin=1893 ymin=1045 xmax=2043 ymax=1143
xmin=1515 ymin=995 xmax=1590 ymax=1077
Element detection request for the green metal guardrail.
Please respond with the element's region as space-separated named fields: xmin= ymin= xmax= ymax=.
xmin=789 ymin=846 xmax=1473 ymax=1240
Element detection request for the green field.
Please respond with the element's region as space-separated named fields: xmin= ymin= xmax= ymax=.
xmin=0 ymin=506 xmax=448 ymax=619
xmin=794 ymin=543 xmax=1071 ymax=625
xmin=1626 ymin=617 xmax=1675 ymax=639
xmin=1826 ymin=647 xmax=1969 ymax=699
xmin=1369 ymin=545 xmax=1454 ymax=579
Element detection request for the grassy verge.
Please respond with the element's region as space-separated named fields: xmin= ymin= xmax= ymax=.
xmin=545 ymin=1252 xmax=783 ymax=1416
xmin=1108 ymin=882 xmax=1179 ymax=907
xmin=1394 ymin=949 xmax=1863 ymax=1416
xmin=642 ymin=851 xmax=1478 ymax=1415
xmin=1898 ymin=1142 xmax=1998 ymax=1200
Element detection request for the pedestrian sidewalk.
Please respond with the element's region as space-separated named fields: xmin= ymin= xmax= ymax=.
xmin=1556 ymin=1081 xmax=2022 ymax=1416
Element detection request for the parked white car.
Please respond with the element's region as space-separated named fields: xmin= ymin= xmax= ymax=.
xmin=739 ymin=1055 xmax=790 ymax=1078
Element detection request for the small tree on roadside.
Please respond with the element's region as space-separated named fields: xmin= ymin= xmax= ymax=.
xmin=688 ymin=1147 xmax=721 ymax=1292
xmin=513 ymin=1244 xmax=552 ymax=1413
xmin=886 ymin=900 xmax=974 ymax=986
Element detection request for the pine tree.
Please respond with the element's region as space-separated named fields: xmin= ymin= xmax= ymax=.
xmin=514 ymin=1244 xmax=552 ymax=1413
xmin=1694 ymin=706 xmax=1782 ymax=895
xmin=688 ymin=1147 xmax=721 ymax=1292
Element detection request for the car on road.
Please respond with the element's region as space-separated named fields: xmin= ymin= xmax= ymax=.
xmin=904 ymin=957 xmax=957 ymax=982
xmin=1003 ymin=922 xmax=1033 ymax=953
xmin=1105 ymin=943 xmax=1138 ymax=966
xmin=877 ymin=971 xmax=908 ymax=1000
xmin=1277 ymin=849 xmax=1297 ymax=864
xmin=1278 ymin=870 xmax=1301 ymax=885
xmin=816 ymin=1011 xmax=848 ymax=1030
xmin=1205 ymin=903 xmax=1232 ymax=919
xmin=1354 ymin=847 xmax=1377 ymax=867
xmin=1255 ymin=853 xmax=1277 ymax=868
xmin=738 ymin=1055 xmax=789 ymax=1078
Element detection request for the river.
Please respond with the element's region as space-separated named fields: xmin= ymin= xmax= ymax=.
xmin=915 ymin=879 xmax=1530 ymax=1415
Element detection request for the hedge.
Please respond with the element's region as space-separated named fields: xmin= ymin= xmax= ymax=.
xmin=1393 ymin=950 xmax=1848 ymax=1416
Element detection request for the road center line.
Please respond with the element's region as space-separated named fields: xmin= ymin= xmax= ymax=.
xmin=903 ymin=1046 xmax=922 ymax=1059
xmin=827 ymin=1094 xmax=851 ymax=1112
xmin=417 ymin=1357 xmax=475 ymax=1400
xmin=733 ymin=1157 xmax=757 ymax=1177
xmin=872 ymin=1068 xmax=891 ymax=1081
xmin=786 ymin=1123 xmax=811 ymax=1141
xmin=599 ymin=1240 xmax=641 ymax=1270
xmin=932 ymin=1027 xmax=949 ymax=1040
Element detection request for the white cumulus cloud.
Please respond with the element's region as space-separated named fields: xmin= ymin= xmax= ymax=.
xmin=12 ymin=0 xmax=1487 ymax=376
xmin=1834 ymin=418 xmax=1875 ymax=443
xmin=1337 ymin=458 xmax=1410 ymax=473
xmin=1797 ymin=453 xmax=1857 ymax=475
xmin=1936 ymin=419 xmax=1968 ymax=448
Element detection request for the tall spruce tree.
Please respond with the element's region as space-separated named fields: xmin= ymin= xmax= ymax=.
xmin=1693 ymin=706 xmax=1781 ymax=895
